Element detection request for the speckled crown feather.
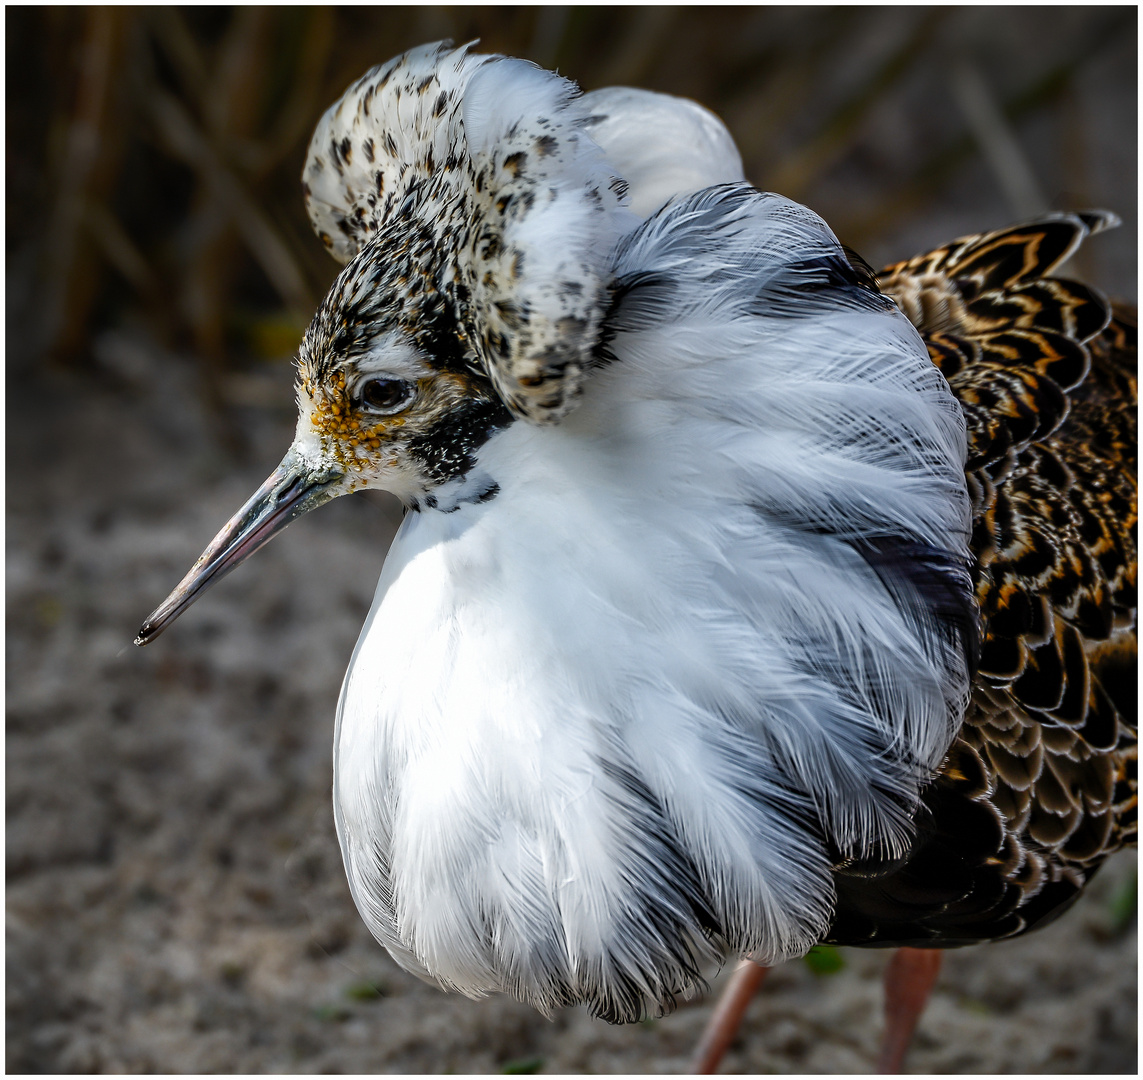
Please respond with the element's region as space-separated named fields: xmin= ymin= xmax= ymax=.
xmin=303 ymin=41 xmax=632 ymax=424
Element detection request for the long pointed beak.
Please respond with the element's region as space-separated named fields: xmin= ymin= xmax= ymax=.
xmin=135 ymin=452 xmax=343 ymax=646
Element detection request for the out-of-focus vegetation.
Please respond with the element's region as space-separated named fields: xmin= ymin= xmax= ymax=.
xmin=7 ymin=6 xmax=1135 ymax=448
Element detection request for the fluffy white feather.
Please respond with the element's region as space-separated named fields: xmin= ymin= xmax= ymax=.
xmin=333 ymin=181 xmax=972 ymax=1019
xmin=581 ymin=86 xmax=745 ymax=216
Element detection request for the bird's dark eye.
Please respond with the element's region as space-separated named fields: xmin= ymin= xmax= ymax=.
xmin=359 ymin=377 xmax=413 ymax=414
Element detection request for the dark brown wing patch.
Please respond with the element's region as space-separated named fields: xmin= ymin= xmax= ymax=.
xmin=828 ymin=214 xmax=1136 ymax=948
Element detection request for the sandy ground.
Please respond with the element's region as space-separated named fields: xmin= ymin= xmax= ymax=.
xmin=6 ymin=327 xmax=1137 ymax=1074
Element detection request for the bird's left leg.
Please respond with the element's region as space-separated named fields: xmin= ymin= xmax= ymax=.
xmin=876 ymin=946 xmax=943 ymax=1073
xmin=690 ymin=958 xmax=770 ymax=1073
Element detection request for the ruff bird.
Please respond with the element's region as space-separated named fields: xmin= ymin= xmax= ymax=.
xmin=138 ymin=42 xmax=1137 ymax=1071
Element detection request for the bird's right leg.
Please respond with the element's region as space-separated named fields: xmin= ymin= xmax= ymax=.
xmin=690 ymin=958 xmax=771 ymax=1073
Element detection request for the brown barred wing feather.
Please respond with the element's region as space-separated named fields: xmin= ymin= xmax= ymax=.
xmin=827 ymin=214 xmax=1137 ymax=947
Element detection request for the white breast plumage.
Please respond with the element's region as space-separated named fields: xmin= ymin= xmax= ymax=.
xmin=333 ymin=189 xmax=972 ymax=1018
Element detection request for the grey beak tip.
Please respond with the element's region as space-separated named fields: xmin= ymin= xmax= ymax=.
xmin=132 ymin=457 xmax=341 ymax=651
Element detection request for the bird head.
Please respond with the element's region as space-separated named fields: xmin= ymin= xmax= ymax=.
xmin=136 ymin=41 xmax=629 ymax=646
xmin=134 ymin=225 xmax=513 ymax=647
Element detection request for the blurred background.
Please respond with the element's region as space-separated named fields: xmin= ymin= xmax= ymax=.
xmin=7 ymin=6 xmax=1137 ymax=1073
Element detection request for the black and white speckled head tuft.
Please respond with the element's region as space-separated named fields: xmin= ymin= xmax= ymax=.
xmin=302 ymin=40 xmax=633 ymax=425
